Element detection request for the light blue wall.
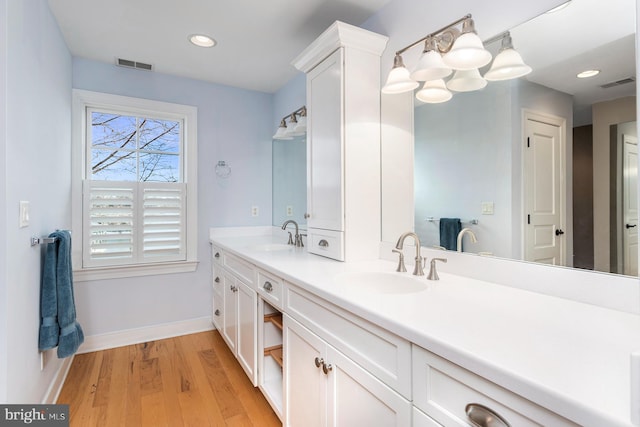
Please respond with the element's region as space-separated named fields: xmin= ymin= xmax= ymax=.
xmin=72 ymin=58 xmax=274 ymax=336
xmin=0 ymin=0 xmax=8 ymax=404
xmin=2 ymin=0 xmax=72 ymax=403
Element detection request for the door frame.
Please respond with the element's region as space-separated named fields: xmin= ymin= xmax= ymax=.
xmin=521 ymin=109 xmax=568 ymax=266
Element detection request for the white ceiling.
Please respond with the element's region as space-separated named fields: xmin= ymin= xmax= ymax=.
xmin=47 ymin=0 xmax=391 ymax=93
xmin=508 ymin=0 xmax=636 ymax=117
xmin=48 ymin=0 xmax=636 ymax=112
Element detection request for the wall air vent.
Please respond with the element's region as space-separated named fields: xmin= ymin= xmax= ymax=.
xmin=116 ymin=58 xmax=153 ymax=71
xmin=600 ymin=77 xmax=635 ymax=89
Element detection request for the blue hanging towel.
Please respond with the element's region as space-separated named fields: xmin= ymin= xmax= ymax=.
xmin=38 ymin=230 xmax=84 ymax=358
xmin=439 ymin=218 xmax=462 ymax=251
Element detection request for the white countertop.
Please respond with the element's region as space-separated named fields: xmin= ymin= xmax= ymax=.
xmin=210 ymin=231 xmax=640 ymax=427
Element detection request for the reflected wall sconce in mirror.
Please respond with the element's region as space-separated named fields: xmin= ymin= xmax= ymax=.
xmin=381 ymin=14 xmax=532 ymax=103
xmin=273 ymin=106 xmax=307 ymax=140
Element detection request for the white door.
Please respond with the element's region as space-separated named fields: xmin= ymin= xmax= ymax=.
xmin=306 ymin=48 xmax=344 ymax=232
xmin=236 ymin=280 xmax=257 ymax=386
xmin=623 ymin=134 xmax=638 ymax=276
xmin=524 ymin=114 xmax=565 ymax=265
xmin=284 ymin=315 xmax=326 ymax=427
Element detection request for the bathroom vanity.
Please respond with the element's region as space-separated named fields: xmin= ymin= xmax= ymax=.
xmin=210 ymin=228 xmax=640 ymax=427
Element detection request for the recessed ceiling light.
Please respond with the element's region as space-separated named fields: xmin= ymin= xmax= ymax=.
xmin=189 ymin=34 xmax=216 ymax=48
xmin=546 ymin=1 xmax=572 ymax=14
xmin=577 ymin=69 xmax=600 ymax=79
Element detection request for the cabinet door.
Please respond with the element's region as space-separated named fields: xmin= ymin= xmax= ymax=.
xmin=221 ymin=271 xmax=237 ymax=353
xmin=326 ymin=345 xmax=412 ymax=427
xmin=284 ymin=315 xmax=326 ymax=427
xmin=307 ymin=48 xmax=344 ymax=232
xmin=236 ymin=280 xmax=258 ymax=386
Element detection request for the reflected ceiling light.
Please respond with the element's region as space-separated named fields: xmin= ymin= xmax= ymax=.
xmin=577 ymin=69 xmax=600 ymax=78
xmin=443 ymin=18 xmax=492 ymax=70
xmin=416 ymin=79 xmax=452 ymax=103
xmin=382 ymin=14 xmax=529 ymax=104
xmin=273 ymin=106 xmax=306 ymax=140
xmin=382 ymin=54 xmax=420 ymax=94
xmin=410 ymin=37 xmax=452 ymax=81
xmin=484 ymin=32 xmax=532 ymax=81
xmin=447 ymin=69 xmax=487 ymax=92
xmin=188 ymin=34 xmax=216 ymax=48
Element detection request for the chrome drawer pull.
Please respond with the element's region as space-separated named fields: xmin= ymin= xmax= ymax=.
xmin=465 ymin=403 xmax=511 ymax=427
xmin=263 ymin=281 xmax=273 ymax=292
xmin=314 ymin=357 xmax=324 ymax=368
xmin=318 ymin=239 xmax=329 ymax=248
xmin=214 ymin=276 xmax=220 ymax=283
xmin=214 ymin=252 xmax=220 ymax=258
xmin=214 ymin=309 xmax=220 ymax=316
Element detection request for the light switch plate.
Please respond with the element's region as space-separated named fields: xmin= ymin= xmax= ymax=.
xmin=19 ymin=201 xmax=30 ymax=228
xmin=481 ymin=202 xmax=494 ymax=215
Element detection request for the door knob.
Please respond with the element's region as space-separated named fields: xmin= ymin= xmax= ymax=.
xmin=626 ymin=224 xmax=637 ymax=229
xmin=555 ymin=229 xmax=565 ymax=236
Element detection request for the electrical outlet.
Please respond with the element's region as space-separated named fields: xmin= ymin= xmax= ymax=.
xmin=251 ymin=206 xmax=259 ymax=217
xmin=286 ymin=205 xmax=293 ymax=216
xmin=481 ymin=202 xmax=494 ymax=215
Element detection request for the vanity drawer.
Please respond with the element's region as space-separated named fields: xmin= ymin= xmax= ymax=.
xmin=256 ymin=269 xmax=283 ymax=310
xmin=284 ymin=284 xmax=411 ymax=398
xmin=412 ymin=345 xmax=578 ymax=427
xmin=307 ymin=228 xmax=344 ymax=261
xmin=222 ymin=251 xmax=255 ymax=286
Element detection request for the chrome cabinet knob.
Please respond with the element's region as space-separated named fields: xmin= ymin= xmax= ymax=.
xmin=263 ymin=281 xmax=273 ymax=292
xmin=314 ymin=357 xmax=324 ymax=368
xmin=322 ymin=363 xmax=333 ymax=375
xmin=214 ymin=309 xmax=220 ymax=316
xmin=214 ymin=276 xmax=220 ymax=283
xmin=214 ymin=252 xmax=220 ymax=258
xmin=304 ymin=213 xmax=310 ymax=219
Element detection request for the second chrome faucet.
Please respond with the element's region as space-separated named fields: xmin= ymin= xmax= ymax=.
xmin=282 ymin=220 xmax=304 ymax=247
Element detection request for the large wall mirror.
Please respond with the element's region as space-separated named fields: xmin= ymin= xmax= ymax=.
xmin=272 ymin=136 xmax=307 ymax=227
xmin=413 ymin=0 xmax=637 ymax=276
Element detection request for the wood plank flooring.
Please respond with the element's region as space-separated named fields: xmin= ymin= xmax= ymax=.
xmin=57 ymin=330 xmax=281 ymax=427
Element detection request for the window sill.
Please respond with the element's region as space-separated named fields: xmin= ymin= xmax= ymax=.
xmin=73 ymin=260 xmax=199 ymax=282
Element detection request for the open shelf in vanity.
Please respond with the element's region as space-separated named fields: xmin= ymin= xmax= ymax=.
xmin=259 ymin=300 xmax=284 ymax=419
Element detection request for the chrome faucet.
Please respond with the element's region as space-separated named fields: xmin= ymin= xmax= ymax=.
xmin=395 ymin=232 xmax=425 ymax=276
xmin=282 ymin=220 xmax=303 ymax=247
xmin=457 ymin=228 xmax=477 ymax=253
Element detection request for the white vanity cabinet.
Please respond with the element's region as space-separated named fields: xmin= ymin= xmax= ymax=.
xmin=211 ymin=246 xmax=258 ymax=386
xmin=412 ymin=345 xmax=579 ymax=427
xmin=292 ymin=21 xmax=388 ymax=261
xmin=284 ymin=314 xmax=411 ymax=427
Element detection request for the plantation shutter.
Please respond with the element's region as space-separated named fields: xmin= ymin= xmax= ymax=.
xmin=84 ymin=181 xmax=186 ymax=267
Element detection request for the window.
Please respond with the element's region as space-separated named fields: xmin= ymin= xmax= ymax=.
xmin=72 ymin=90 xmax=198 ymax=280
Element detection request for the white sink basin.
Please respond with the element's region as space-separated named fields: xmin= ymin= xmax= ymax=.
xmin=247 ymin=243 xmax=294 ymax=252
xmin=334 ymin=271 xmax=428 ymax=294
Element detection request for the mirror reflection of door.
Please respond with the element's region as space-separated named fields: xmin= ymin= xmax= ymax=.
xmin=622 ymin=133 xmax=638 ymax=275
xmin=523 ymin=112 xmax=566 ymax=265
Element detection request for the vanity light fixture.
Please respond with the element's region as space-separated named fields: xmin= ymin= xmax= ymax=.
xmin=188 ymin=34 xmax=216 ymax=48
xmin=484 ymin=32 xmax=532 ymax=81
xmin=577 ymin=69 xmax=600 ymax=78
xmin=382 ymin=14 xmax=531 ymax=103
xmin=273 ymin=106 xmax=307 ymax=140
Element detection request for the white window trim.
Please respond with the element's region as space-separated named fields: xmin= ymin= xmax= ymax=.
xmin=72 ymin=89 xmax=198 ymax=281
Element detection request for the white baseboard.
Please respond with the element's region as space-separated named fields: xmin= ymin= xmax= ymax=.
xmin=42 ymin=356 xmax=74 ymax=404
xmin=78 ymin=316 xmax=215 ymax=354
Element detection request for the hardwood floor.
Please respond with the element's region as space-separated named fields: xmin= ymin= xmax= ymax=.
xmin=57 ymin=330 xmax=281 ymax=427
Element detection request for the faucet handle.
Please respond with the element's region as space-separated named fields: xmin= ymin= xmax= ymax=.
xmin=391 ymin=249 xmax=406 ymax=272
xmin=427 ymin=258 xmax=447 ymax=281
xmin=287 ymin=231 xmax=294 ymax=245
